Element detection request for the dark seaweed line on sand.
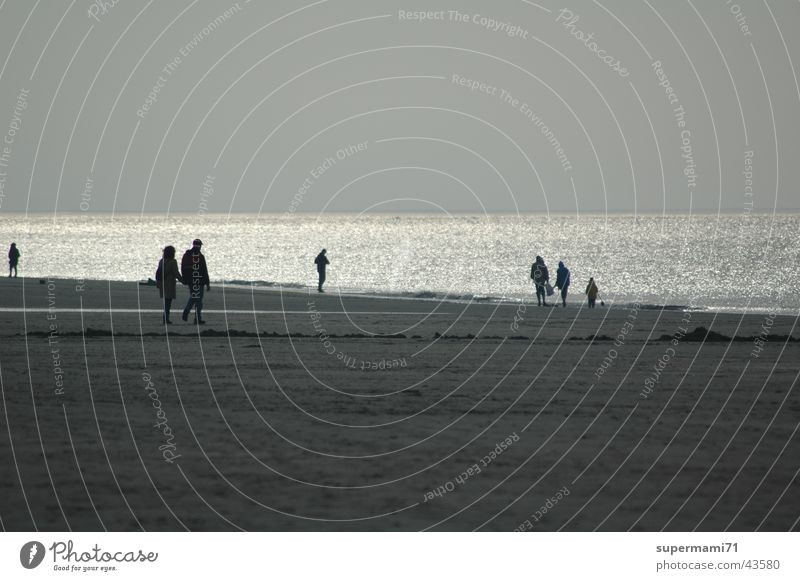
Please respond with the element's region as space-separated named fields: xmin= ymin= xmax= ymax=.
xmin=16 ymin=326 xmax=799 ymax=343
xmin=22 ymin=328 xmax=407 ymax=339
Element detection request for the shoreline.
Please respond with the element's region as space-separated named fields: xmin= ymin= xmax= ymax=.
xmin=4 ymin=275 xmax=797 ymax=316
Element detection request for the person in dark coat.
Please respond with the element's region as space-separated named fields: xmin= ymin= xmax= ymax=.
xmin=156 ymin=245 xmax=183 ymax=324
xmin=181 ymin=239 xmax=210 ymax=324
xmin=314 ymin=249 xmax=329 ymax=293
xmin=8 ymin=243 xmax=20 ymax=277
xmin=555 ymin=261 xmax=571 ymax=307
xmin=530 ymin=255 xmax=550 ymax=306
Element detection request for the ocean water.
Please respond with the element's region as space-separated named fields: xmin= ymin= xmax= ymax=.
xmin=0 ymin=213 xmax=797 ymax=314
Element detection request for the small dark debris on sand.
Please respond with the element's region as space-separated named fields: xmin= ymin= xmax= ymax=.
xmin=569 ymin=327 xmax=798 ymax=343
xmin=432 ymin=331 xmax=530 ymax=341
xmin=660 ymin=326 xmax=799 ymax=343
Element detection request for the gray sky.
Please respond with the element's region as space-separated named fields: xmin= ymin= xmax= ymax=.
xmin=0 ymin=0 xmax=797 ymax=214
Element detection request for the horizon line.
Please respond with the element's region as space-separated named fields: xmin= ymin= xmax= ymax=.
xmin=2 ymin=209 xmax=798 ymax=216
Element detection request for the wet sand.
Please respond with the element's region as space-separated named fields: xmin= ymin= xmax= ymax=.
xmin=0 ymin=277 xmax=798 ymax=531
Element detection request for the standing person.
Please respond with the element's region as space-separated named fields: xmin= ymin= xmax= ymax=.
xmin=314 ymin=248 xmax=329 ymax=293
xmin=156 ymin=246 xmax=183 ymax=324
xmin=585 ymin=277 xmax=599 ymax=308
xmin=530 ymin=255 xmax=550 ymax=306
xmin=555 ymin=261 xmax=571 ymax=307
xmin=181 ymin=239 xmax=210 ymax=324
xmin=8 ymin=243 xmax=20 ymax=277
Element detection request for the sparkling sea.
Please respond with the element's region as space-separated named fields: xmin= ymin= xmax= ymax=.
xmin=0 ymin=213 xmax=797 ymax=314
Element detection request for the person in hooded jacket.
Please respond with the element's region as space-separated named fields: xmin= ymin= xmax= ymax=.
xmin=530 ymin=255 xmax=550 ymax=306
xmin=555 ymin=261 xmax=571 ymax=307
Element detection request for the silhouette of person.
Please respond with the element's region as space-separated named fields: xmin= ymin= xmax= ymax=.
xmin=555 ymin=261 xmax=571 ymax=307
xmin=8 ymin=243 xmax=20 ymax=277
xmin=585 ymin=277 xmax=599 ymax=308
xmin=156 ymin=245 xmax=183 ymax=324
xmin=531 ymin=255 xmax=550 ymax=306
xmin=181 ymin=239 xmax=210 ymax=324
xmin=314 ymin=248 xmax=329 ymax=293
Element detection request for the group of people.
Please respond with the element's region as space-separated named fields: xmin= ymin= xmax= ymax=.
xmin=530 ymin=255 xmax=600 ymax=308
xmin=155 ymin=241 xmax=331 ymax=324
xmin=9 ymin=239 xmax=602 ymax=319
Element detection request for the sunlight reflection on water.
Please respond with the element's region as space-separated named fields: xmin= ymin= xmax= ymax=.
xmin=1 ymin=213 xmax=797 ymax=313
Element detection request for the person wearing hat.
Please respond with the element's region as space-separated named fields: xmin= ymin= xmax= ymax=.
xmin=314 ymin=248 xmax=329 ymax=292
xmin=181 ymin=238 xmax=210 ymax=324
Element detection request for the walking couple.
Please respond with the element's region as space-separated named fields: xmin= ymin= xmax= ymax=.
xmin=531 ymin=256 xmax=570 ymax=307
xmin=156 ymin=239 xmax=210 ymax=325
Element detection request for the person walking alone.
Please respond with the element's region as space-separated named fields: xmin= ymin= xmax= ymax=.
xmin=8 ymin=243 xmax=20 ymax=277
xmin=315 ymin=248 xmax=329 ymax=293
xmin=585 ymin=277 xmax=599 ymax=308
xmin=531 ymin=255 xmax=550 ymax=306
xmin=156 ymin=245 xmax=183 ymax=324
xmin=181 ymin=239 xmax=210 ymax=324
xmin=555 ymin=261 xmax=571 ymax=307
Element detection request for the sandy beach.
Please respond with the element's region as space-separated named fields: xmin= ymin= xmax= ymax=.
xmin=0 ymin=277 xmax=798 ymax=531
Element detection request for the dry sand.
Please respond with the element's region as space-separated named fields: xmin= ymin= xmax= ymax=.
xmin=0 ymin=277 xmax=798 ymax=531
